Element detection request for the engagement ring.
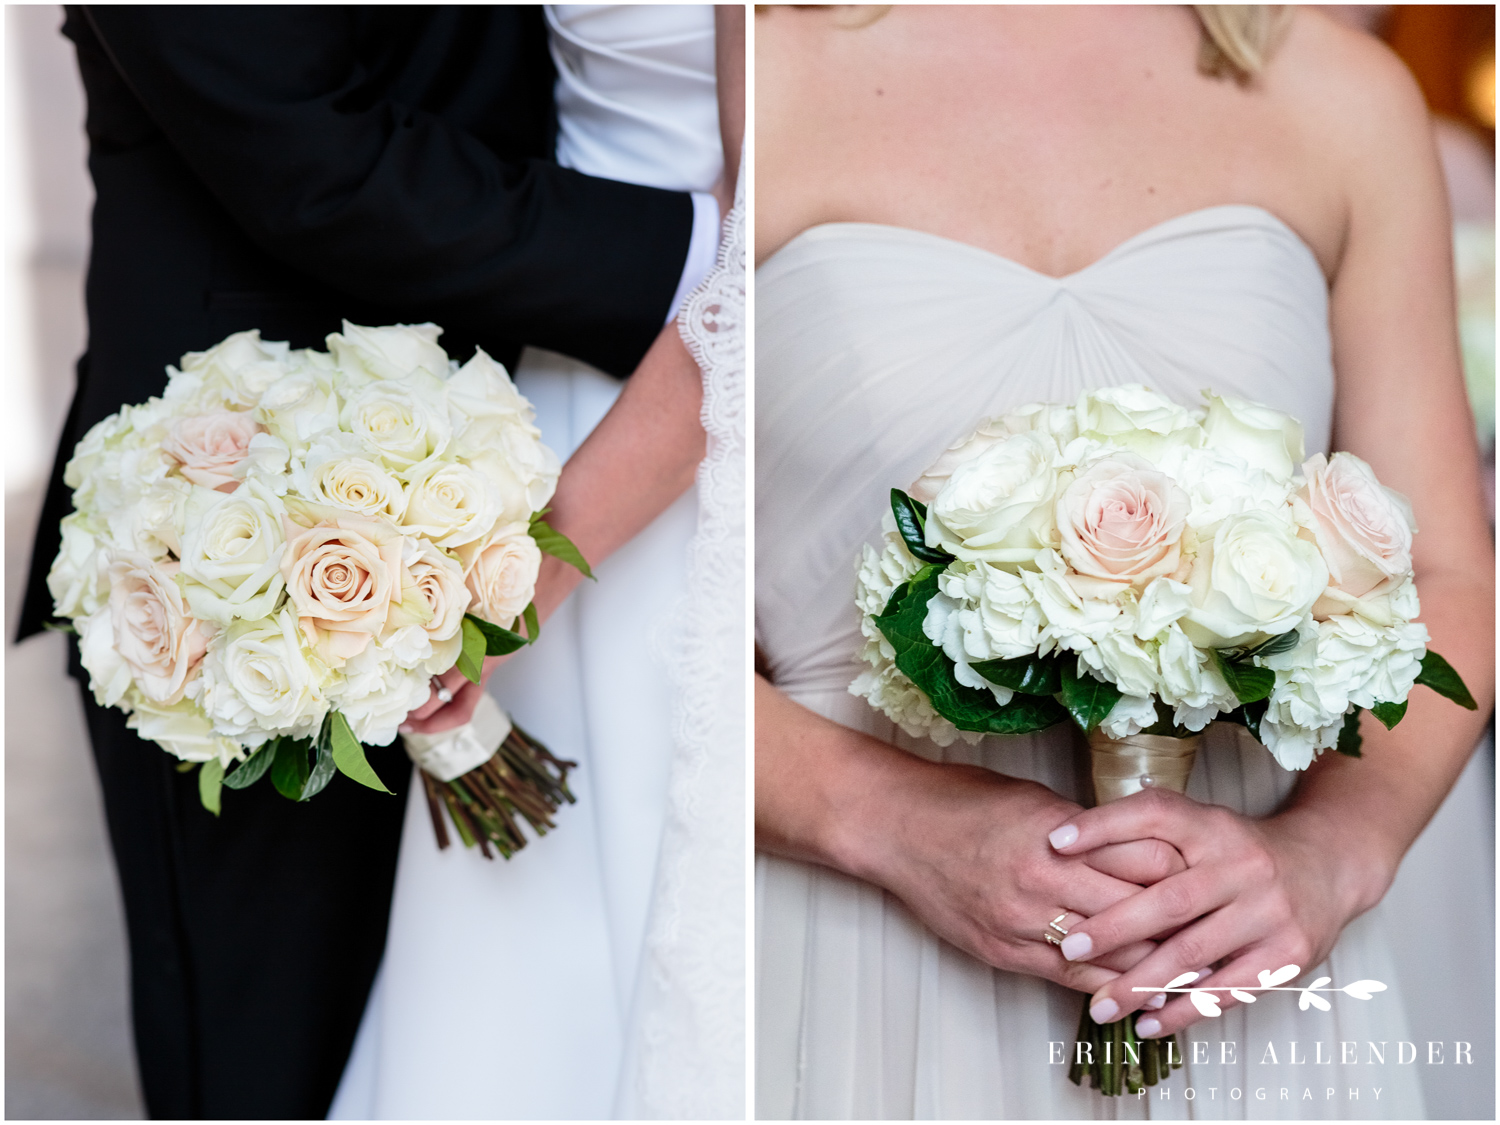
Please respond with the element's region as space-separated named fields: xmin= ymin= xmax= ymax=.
xmin=432 ymin=680 xmax=454 ymax=705
xmin=1043 ymin=912 xmax=1071 ymax=946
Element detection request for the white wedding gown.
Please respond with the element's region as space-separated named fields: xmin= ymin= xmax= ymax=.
xmin=755 ymin=209 xmax=1491 ymax=1119
xmin=330 ymin=7 xmax=741 ymax=1119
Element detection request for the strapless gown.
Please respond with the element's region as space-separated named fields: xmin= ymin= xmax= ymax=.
xmin=329 ymin=6 xmax=724 ymax=1118
xmin=755 ymin=208 xmax=1489 ymax=1119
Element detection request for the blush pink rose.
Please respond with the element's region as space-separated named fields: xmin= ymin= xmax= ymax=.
xmin=1300 ymin=452 xmax=1415 ymax=617
xmin=1056 ymin=453 xmax=1191 ymax=585
xmin=163 ymin=410 xmax=263 ymax=491
xmin=280 ymin=516 xmax=406 ymax=662
xmin=456 ymin=522 xmax=541 ymax=629
xmin=107 ymin=552 xmax=209 ymax=704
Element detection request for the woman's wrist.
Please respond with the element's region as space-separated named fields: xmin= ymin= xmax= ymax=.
xmin=1267 ymin=801 xmax=1399 ymax=921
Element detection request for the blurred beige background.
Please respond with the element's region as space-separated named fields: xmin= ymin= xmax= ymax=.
xmin=4 ymin=4 xmax=144 ymax=1118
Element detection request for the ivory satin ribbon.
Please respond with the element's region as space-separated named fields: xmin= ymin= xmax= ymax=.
xmin=1086 ymin=730 xmax=1202 ymax=804
xmin=400 ymin=691 xmax=512 ymax=782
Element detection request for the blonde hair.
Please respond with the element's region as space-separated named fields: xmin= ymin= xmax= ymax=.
xmin=759 ymin=5 xmax=1292 ymax=81
xmin=1193 ymin=6 xmax=1293 ymax=81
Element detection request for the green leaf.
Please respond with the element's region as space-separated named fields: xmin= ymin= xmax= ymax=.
xmin=1370 ymin=700 xmax=1407 ymax=731
xmin=198 ymin=759 xmax=224 ymax=816
xmin=330 ymin=711 xmax=393 ymax=794
xmin=1336 ymin=708 xmax=1363 ymax=758
xmin=271 ymin=737 xmax=311 ymax=800
xmin=457 ymin=617 xmax=487 ymax=683
xmin=1244 ymin=630 xmax=1300 ymax=660
xmin=890 ymin=489 xmax=955 ymax=565
xmin=1415 ymin=650 xmax=1477 ymax=710
xmin=1211 ymin=649 xmax=1276 ymax=705
xmin=42 ymin=620 xmax=77 ymax=635
xmin=522 ymin=601 xmax=540 ymax=643
xmin=223 ymin=741 xmax=276 ymax=790
xmin=970 ymin=653 xmax=1063 ymax=695
xmin=1058 ymin=660 xmax=1123 ymax=734
xmin=530 ymin=517 xmax=593 ymax=580
xmin=299 ymin=723 xmax=338 ymax=801
xmin=875 ymin=567 xmax=1066 ymax=736
xmin=465 ymin=612 xmax=529 ymax=658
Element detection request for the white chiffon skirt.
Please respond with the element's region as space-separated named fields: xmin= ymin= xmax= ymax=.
xmin=331 ymin=349 xmax=693 ymax=1119
xmin=756 ymin=685 xmax=1492 ymax=1120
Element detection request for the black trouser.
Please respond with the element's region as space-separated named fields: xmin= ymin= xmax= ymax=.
xmin=77 ymin=663 xmax=411 ymax=1120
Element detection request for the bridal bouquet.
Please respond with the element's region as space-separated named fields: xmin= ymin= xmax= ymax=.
xmin=48 ymin=323 xmax=589 ymax=857
xmin=853 ymin=384 xmax=1474 ymax=767
xmin=851 ymin=384 xmax=1474 ymax=1095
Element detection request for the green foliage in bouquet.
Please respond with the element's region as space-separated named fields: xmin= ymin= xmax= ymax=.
xmin=879 ymin=489 xmax=1477 ymax=745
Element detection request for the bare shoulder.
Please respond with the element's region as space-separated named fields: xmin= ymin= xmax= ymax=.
xmin=1271 ymin=10 xmax=1436 ymax=177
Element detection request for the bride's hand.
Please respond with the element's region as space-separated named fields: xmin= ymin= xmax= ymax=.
xmin=833 ymin=761 xmax=1183 ymax=993
xmin=1045 ymin=788 xmax=1391 ymax=1037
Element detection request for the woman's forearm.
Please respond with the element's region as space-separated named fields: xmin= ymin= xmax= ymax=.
xmin=530 ymin=323 xmax=706 ymax=623
xmin=1279 ymin=565 xmax=1495 ymax=913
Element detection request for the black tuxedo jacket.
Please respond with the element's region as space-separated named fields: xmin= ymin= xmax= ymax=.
xmin=19 ymin=4 xmax=693 ymax=641
xmin=15 ymin=9 xmax=698 ymax=1117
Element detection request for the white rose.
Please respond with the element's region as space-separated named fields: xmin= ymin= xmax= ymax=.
xmin=104 ymin=477 xmax=189 ymax=561
xmin=326 ymin=321 xmax=450 ymax=383
xmin=927 ymin=431 xmax=1062 ymax=565
xmin=178 ymin=480 xmax=288 ymax=624
xmin=341 ymin=373 xmax=451 ymax=471
xmin=257 ymin=369 xmax=340 ymax=452
xmin=1201 ymin=390 xmax=1305 ymax=481
xmin=1077 ymin=384 xmax=1203 ymax=458
xmin=169 ymin=330 xmax=292 ymax=411
xmin=386 ymin=538 xmax=471 ymax=674
xmin=49 ymin=514 xmax=105 ymax=619
xmin=908 ymin=418 xmax=1011 ymax=505
xmin=400 ymin=459 xmax=499 ymax=548
xmin=106 ymin=553 xmax=210 ymax=705
xmin=78 ymin=604 xmax=133 ymax=708
xmin=456 ymin=521 xmax=540 ymax=628
xmin=127 ymin=696 xmax=244 ymax=768
xmin=199 ymin=609 xmax=329 ymax=745
xmin=445 ymin=348 xmax=531 ymax=437
xmin=294 ymin=438 xmax=407 ymax=520
xmin=1182 ymin=510 xmax=1328 ymax=648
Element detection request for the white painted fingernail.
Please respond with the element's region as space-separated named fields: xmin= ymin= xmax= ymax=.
xmin=399 ymin=724 xmax=413 ymax=734
xmin=1193 ymin=967 xmax=1213 ymax=982
xmin=1145 ymin=992 xmax=1167 ymax=1010
xmin=1049 ymin=824 xmax=1079 ymax=849
xmin=1060 ymin=932 xmax=1092 ymax=961
xmin=1136 ymin=1016 xmax=1162 ymax=1038
xmin=1089 ymin=997 xmax=1119 ymax=1023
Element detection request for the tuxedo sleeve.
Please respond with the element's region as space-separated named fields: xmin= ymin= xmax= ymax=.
xmin=79 ymin=6 xmax=693 ymax=377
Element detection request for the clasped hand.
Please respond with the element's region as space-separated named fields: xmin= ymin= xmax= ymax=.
xmin=856 ymin=765 xmax=1371 ymax=1038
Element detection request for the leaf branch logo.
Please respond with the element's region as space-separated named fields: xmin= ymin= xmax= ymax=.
xmin=1135 ymin=965 xmax=1387 ymax=1017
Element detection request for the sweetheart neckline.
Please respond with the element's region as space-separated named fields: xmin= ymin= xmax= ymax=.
xmin=761 ymin=204 xmax=1328 ymax=285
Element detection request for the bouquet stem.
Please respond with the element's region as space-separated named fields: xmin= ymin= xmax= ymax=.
xmin=421 ymin=722 xmax=576 ymax=860
xmin=1067 ymin=729 xmax=1200 ymax=1095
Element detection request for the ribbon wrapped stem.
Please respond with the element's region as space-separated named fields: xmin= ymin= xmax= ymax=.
xmin=1070 ymin=729 xmax=1201 ymax=1095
